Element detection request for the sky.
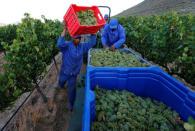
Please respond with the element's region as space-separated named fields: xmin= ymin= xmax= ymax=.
xmin=0 ymin=0 xmax=143 ymax=24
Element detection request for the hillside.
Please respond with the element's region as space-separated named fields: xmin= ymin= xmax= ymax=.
xmin=116 ymin=0 xmax=195 ymax=16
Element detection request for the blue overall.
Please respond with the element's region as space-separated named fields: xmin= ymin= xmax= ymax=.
xmin=101 ymin=24 xmax=126 ymax=48
xmin=57 ymin=35 xmax=96 ymax=110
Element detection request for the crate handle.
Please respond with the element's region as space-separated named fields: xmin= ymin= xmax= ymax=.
xmin=98 ymin=13 xmax=102 ymax=20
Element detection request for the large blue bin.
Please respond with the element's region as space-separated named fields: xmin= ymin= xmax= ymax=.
xmin=82 ymin=67 xmax=195 ymax=131
xmin=87 ymin=48 xmax=153 ymax=67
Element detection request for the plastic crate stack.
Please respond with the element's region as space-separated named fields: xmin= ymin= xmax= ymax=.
xmin=82 ymin=48 xmax=195 ymax=131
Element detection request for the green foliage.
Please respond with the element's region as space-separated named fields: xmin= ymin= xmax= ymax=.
xmin=184 ymin=117 xmax=195 ymax=131
xmin=90 ymin=48 xmax=149 ymax=67
xmin=92 ymin=85 xmax=185 ymax=131
xmin=117 ymin=11 xmax=195 ymax=85
xmin=0 ymin=24 xmax=17 ymax=51
xmin=76 ymin=9 xmax=98 ymax=25
xmin=0 ymin=13 xmax=63 ymax=110
xmin=0 ymin=72 xmax=15 ymax=110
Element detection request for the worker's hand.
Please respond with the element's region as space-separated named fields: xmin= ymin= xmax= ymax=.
xmin=103 ymin=44 xmax=107 ymax=49
xmin=109 ymin=45 xmax=116 ymax=51
xmin=62 ymin=20 xmax=67 ymax=30
xmin=61 ymin=20 xmax=67 ymax=37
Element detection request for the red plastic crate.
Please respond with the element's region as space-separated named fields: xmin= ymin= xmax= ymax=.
xmin=64 ymin=4 xmax=106 ymax=37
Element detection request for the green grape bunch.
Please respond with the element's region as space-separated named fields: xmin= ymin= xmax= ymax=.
xmin=90 ymin=48 xmax=150 ymax=67
xmin=76 ymin=9 xmax=98 ymax=26
xmin=92 ymin=85 xmax=185 ymax=131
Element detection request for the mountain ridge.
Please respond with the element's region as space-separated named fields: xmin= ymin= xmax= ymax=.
xmin=116 ymin=0 xmax=195 ymax=16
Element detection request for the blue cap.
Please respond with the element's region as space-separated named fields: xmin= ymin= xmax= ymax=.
xmin=73 ymin=35 xmax=81 ymax=39
xmin=104 ymin=14 xmax=109 ymax=18
xmin=109 ymin=18 xmax=118 ymax=29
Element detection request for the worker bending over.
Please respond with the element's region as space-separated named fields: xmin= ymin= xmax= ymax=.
xmin=101 ymin=18 xmax=126 ymax=51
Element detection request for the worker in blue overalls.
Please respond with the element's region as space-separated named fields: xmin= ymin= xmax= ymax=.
xmin=57 ymin=20 xmax=97 ymax=111
xmin=101 ymin=18 xmax=126 ymax=51
xmin=98 ymin=14 xmax=109 ymax=36
xmin=104 ymin=14 xmax=109 ymax=25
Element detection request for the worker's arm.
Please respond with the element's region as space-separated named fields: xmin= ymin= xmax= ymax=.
xmin=57 ymin=36 xmax=69 ymax=52
xmin=82 ymin=34 xmax=97 ymax=53
xmin=101 ymin=25 xmax=108 ymax=47
xmin=113 ymin=26 xmax=126 ymax=48
xmin=57 ymin=20 xmax=69 ymax=52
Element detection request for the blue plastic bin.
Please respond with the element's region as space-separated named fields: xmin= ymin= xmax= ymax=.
xmin=82 ymin=67 xmax=195 ymax=131
xmin=87 ymin=48 xmax=153 ymax=67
